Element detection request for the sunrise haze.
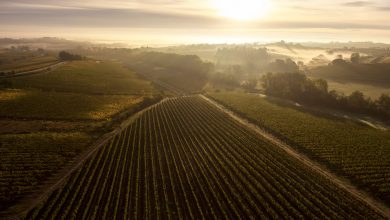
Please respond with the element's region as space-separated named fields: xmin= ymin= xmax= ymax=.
xmin=1 ymin=0 xmax=389 ymax=45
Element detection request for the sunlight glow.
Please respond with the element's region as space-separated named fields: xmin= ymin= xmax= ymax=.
xmin=213 ymin=0 xmax=271 ymax=21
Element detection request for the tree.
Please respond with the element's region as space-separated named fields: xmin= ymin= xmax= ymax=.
xmin=262 ymin=72 xmax=307 ymax=100
xmin=313 ymin=79 xmax=328 ymax=94
xmin=350 ymin=53 xmax=360 ymax=63
xmin=347 ymin=91 xmax=368 ymax=111
xmin=331 ymin=58 xmax=347 ymax=66
xmin=261 ymin=72 xmax=389 ymax=121
xmin=59 ymin=51 xmax=83 ymax=61
xmin=266 ymin=59 xmax=299 ymax=73
xmin=376 ymin=94 xmax=390 ymax=113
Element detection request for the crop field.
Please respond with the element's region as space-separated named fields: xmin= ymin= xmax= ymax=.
xmin=25 ymin=96 xmax=383 ymax=219
xmin=0 ymin=56 xmax=58 ymax=73
xmin=209 ymin=92 xmax=390 ymax=205
xmin=9 ymin=61 xmax=157 ymax=95
xmin=0 ymin=132 xmax=92 ymax=210
xmin=0 ymin=60 xmax=162 ymax=216
xmin=0 ymin=120 xmax=103 ymax=134
xmin=0 ymin=89 xmax=144 ymax=120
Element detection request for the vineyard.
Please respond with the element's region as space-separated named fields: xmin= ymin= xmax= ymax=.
xmin=0 ymin=132 xmax=91 ymax=211
xmin=9 ymin=61 xmax=156 ymax=95
xmin=0 ymin=56 xmax=59 ymax=74
xmin=209 ymin=92 xmax=390 ymax=205
xmin=0 ymin=89 xmax=143 ymax=120
xmin=0 ymin=60 xmax=162 ymax=216
xmin=25 ymin=96 xmax=384 ymax=219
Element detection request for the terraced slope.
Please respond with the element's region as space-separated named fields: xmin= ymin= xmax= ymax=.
xmin=25 ymin=96 xmax=384 ymax=219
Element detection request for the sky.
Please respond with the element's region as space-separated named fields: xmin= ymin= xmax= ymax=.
xmin=0 ymin=0 xmax=389 ymax=45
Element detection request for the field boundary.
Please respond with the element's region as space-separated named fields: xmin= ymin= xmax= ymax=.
xmin=0 ymin=61 xmax=65 ymax=78
xmin=201 ymin=94 xmax=390 ymax=218
xmin=3 ymin=97 xmax=167 ymax=220
xmin=130 ymin=67 xmax=186 ymax=96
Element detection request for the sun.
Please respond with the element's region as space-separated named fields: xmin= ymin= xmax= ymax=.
xmin=213 ymin=0 xmax=271 ymax=21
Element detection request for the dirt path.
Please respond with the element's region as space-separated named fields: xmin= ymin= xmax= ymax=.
xmin=3 ymin=98 xmax=167 ymax=220
xmin=201 ymin=94 xmax=390 ymax=218
xmin=0 ymin=61 xmax=66 ymax=78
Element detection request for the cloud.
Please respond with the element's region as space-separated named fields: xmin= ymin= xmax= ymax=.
xmin=343 ymin=1 xmax=373 ymax=7
xmin=0 ymin=0 xmax=389 ymax=45
xmin=0 ymin=0 xmax=209 ymax=12
xmin=0 ymin=7 xmax=223 ymax=28
xmin=375 ymin=6 xmax=390 ymax=11
xmin=257 ymin=21 xmax=390 ymax=30
xmin=1 ymin=6 xmax=389 ymax=31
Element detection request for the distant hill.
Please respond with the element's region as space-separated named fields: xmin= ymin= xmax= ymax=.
xmin=0 ymin=37 xmax=128 ymax=50
xmin=300 ymin=41 xmax=390 ymax=49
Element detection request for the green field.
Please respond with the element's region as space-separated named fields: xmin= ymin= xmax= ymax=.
xmin=25 ymin=96 xmax=383 ymax=219
xmin=0 ymin=60 xmax=161 ymax=216
xmin=0 ymin=132 xmax=92 ymax=210
xmin=209 ymin=92 xmax=390 ymax=205
xmin=0 ymin=56 xmax=59 ymax=73
xmin=1 ymin=61 xmax=159 ymax=122
xmin=10 ymin=61 xmax=156 ymax=95
xmin=2 ymin=52 xmax=388 ymax=219
xmin=0 ymin=119 xmax=103 ymax=134
xmin=0 ymin=89 xmax=143 ymax=120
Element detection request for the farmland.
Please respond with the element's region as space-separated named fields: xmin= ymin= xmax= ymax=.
xmin=9 ymin=61 xmax=157 ymax=95
xmin=25 ymin=96 xmax=384 ymax=219
xmin=0 ymin=52 xmax=59 ymax=75
xmin=0 ymin=89 xmax=143 ymax=120
xmin=0 ymin=60 xmax=161 ymax=215
xmin=0 ymin=132 xmax=91 ymax=210
xmin=209 ymin=92 xmax=390 ymax=205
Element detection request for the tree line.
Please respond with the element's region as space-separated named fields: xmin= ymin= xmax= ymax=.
xmin=262 ymin=72 xmax=390 ymax=123
xmin=59 ymin=51 xmax=84 ymax=61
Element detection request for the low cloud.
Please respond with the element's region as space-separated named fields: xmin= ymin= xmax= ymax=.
xmin=257 ymin=21 xmax=390 ymax=30
xmin=0 ymin=7 xmax=222 ymax=28
xmin=343 ymin=1 xmax=372 ymax=7
xmin=0 ymin=0 xmax=389 ymax=39
xmin=375 ymin=6 xmax=390 ymax=11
